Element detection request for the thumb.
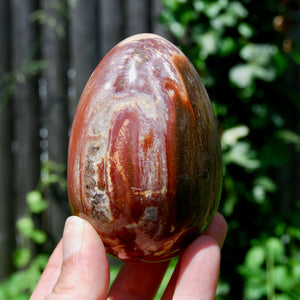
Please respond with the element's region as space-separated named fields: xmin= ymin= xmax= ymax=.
xmin=45 ymin=216 xmax=110 ymax=300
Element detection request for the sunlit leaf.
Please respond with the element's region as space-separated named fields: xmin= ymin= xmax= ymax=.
xmin=228 ymin=1 xmax=248 ymax=18
xmin=238 ymin=22 xmax=254 ymax=38
xmin=277 ymin=130 xmax=300 ymax=151
xmin=193 ymin=0 xmax=205 ymax=12
xmin=169 ymin=21 xmax=186 ymax=39
xmin=31 ymin=230 xmax=47 ymax=244
xmin=13 ymin=248 xmax=31 ymax=268
xmin=222 ymin=125 xmax=249 ymax=146
xmin=156 ymin=257 xmax=178 ymax=298
xmin=26 ymin=191 xmax=48 ymax=214
xmin=244 ymin=245 xmax=265 ymax=270
xmin=16 ymin=217 xmax=35 ymax=238
xmin=274 ymin=265 xmax=292 ymax=291
xmin=275 ymin=295 xmax=292 ymax=300
xmin=195 ymin=30 xmax=219 ymax=59
xmin=252 ymin=65 xmax=276 ymax=82
xmin=204 ymin=1 xmax=226 ymax=18
xmin=265 ymin=237 xmax=285 ymax=261
xmin=223 ymin=141 xmax=260 ymax=170
xmin=162 ymin=0 xmax=181 ymax=10
xmin=216 ymin=280 xmax=231 ymax=297
xmin=240 ymin=44 xmax=277 ymax=65
xmin=244 ymin=279 xmax=267 ymax=300
xmin=229 ymin=64 xmax=254 ymax=88
xmin=30 ymin=254 xmax=49 ymax=270
xmin=252 ymin=186 xmax=266 ymax=203
xmin=211 ymin=13 xmax=236 ymax=30
xmin=254 ymin=176 xmax=277 ymax=193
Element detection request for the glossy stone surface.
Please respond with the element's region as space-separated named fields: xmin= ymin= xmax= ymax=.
xmin=68 ymin=33 xmax=222 ymax=262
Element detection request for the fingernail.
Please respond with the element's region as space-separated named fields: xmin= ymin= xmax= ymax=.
xmin=63 ymin=216 xmax=85 ymax=261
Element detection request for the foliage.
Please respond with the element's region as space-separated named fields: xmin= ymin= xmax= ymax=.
xmin=161 ymin=0 xmax=300 ymax=298
xmin=0 ymin=59 xmax=46 ymax=114
xmin=0 ymin=162 xmax=66 ymax=299
xmin=239 ymin=229 xmax=300 ymax=299
xmin=30 ymin=0 xmax=69 ymax=38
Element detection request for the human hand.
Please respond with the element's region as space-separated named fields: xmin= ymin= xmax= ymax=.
xmin=31 ymin=213 xmax=227 ymax=300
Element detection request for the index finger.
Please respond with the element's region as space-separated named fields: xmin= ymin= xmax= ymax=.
xmin=162 ymin=212 xmax=227 ymax=299
xmin=203 ymin=212 xmax=228 ymax=248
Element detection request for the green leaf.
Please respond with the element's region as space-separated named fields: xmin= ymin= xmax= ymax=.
xmin=0 ymin=289 xmax=8 ymax=300
xmin=244 ymin=280 xmax=267 ymax=300
xmin=216 ymin=280 xmax=230 ymax=296
xmin=252 ymin=176 xmax=276 ymax=203
xmin=223 ymin=141 xmax=260 ymax=170
xmin=162 ymin=0 xmax=181 ymax=10
xmin=211 ymin=13 xmax=237 ymax=30
xmin=252 ymin=185 xmax=266 ymax=203
xmin=26 ymin=190 xmax=48 ymax=214
xmin=13 ymin=248 xmax=31 ymax=268
xmin=252 ymin=65 xmax=276 ymax=82
xmin=254 ymin=176 xmax=277 ymax=193
xmin=31 ymin=254 xmax=49 ymax=270
xmin=274 ymin=265 xmax=292 ymax=291
xmin=288 ymin=227 xmax=300 ymax=240
xmin=240 ymin=44 xmax=277 ymax=65
xmin=275 ymin=295 xmax=291 ymax=300
xmin=16 ymin=217 xmax=35 ymax=238
xmin=25 ymin=265 xmax=45 ymax=293
xmin=180 ymin=10 xmax=198 ymax=25
xmin=169 ymin=21 xmax=186 ymax=38
xmin=204 ymin=0 xmax=228 ymax=18
xmin=277 ymin=130 xmax=300 ymax=151
xmin=193 ymin=0 xmax=205 ymax=12
xmin=219 ymin=36 xmax=236 ymax=56
xmin=156 ymin=257 xmax=178 ymax=298
xmin=238 ymin=23 xmax=254 ymax=38
xmin=229 ymin=64 xmax=254 ymax=88
xmin=31 ymin=229 xmax=47 ymax=244
xmin=222 ymin=125 xmax=249 ymax=146
xmin=110 ymin=264 xmax=122 ymax=288
xmin=5 ymin=270 xmax=28 ymax=296
xmin=244 ymin=245 xmax=265 ymax=270
xmin=194 ymin=30 xmax=219 ymax=59
xmin=228 ymin=1 xmax=248 ymax=18
xmin=265 ymin=237 xmax=285 ymax=261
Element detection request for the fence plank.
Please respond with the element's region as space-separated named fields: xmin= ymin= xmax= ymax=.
xmin=11 ymin=0 xmax=40 ymax=222
xmin=0 ymin=0 xmax=14 ymax=280
xmin=152 ymin=0 xmax=172 ymax=38
xmin=124 ymin=0 xmax=151 ymax=36
xmin=70 ymin=0 xmax=99 ymax=117
xmin=99 ymin=0 xmax=124 ymax=57
xmin=40 ymin=0 xmax=70 ymax=242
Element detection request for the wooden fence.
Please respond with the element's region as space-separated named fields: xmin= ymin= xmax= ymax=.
xmin=0 ymin=0 xmax=171 ymax=279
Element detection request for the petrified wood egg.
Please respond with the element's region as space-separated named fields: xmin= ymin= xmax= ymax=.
xmin=67 ymin=33 xmax=222 ymax=262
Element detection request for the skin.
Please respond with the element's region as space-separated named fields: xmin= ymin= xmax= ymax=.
xmin=30 ymin=212 xmax=227 ymax=300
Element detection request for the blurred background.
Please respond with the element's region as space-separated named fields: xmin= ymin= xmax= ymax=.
xmin=0 ymin=0 xmax=300 ymax=299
